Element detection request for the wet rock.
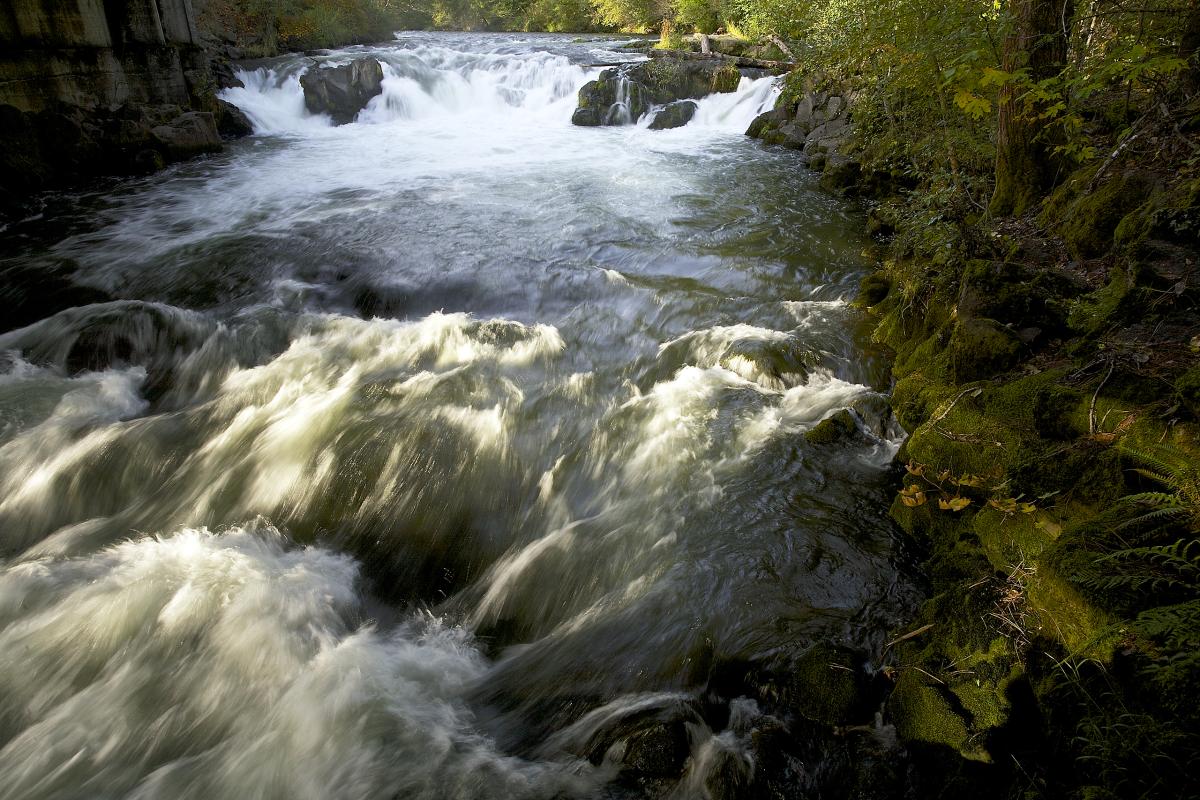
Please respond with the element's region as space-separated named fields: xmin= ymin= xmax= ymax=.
xmin=0 ymin=263 xmax=113 ymax=335
xmin=818 ymin=154 xmax=862 ymax=194
xmin=805 ymin=409 xmax=862 ymax=445
xmin=648 ymin=100 xmax=698 ymax=130
xmin=152 ymin=111 xmax=222 ymax=161
xmin=621 ymin=722 xmax=691 ymax=775
xmin=572 ymin=57 xmax=741 ymax=127
xmin=217 ymin=98 xmax=254 ymax=137
xmin=572 ymin=75 xmax=645 ymax=126
xmin=579 ymin=698 xmax=702 ymax=770
xmin=132 ymin=148 xmax=166 ymax=174
xmin=300 ymin=58 xmax=385 ymax=125
xmin=744 ymin=79 xmax=897 ymax=197
xmin=703 ymin=747 xmax=754 ymax=800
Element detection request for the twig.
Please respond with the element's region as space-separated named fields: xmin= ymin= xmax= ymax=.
xmin=930 ymin=386 xmax=984 ymax=424
xmin=912 ymin=666 xmax=946 ymax=685
xmin=1089 ymin=360 xmax=1115 ymax=435
xmin=884 ymin=623 xmax=935 ymax=651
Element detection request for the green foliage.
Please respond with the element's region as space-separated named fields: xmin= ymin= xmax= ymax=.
xmin=1117 ymin=443 xmax=1200 ymax=533
xmin=1081 ymin=443 xmax=1200 ymax=597
xmin=202 ymin=0 xmax=424 ymax=53
xmin=672 ymin=0 xmax=723 ymax=34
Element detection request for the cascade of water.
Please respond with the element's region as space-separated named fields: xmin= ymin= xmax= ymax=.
xmin=604 ymin=72 xmax=635 ymax=125
xmin=0 ymin=31 xmax=916 ymax=800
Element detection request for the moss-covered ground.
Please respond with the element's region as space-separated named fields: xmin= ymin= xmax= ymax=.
xmin=849 ymin=159 xmax=1200 ymax=798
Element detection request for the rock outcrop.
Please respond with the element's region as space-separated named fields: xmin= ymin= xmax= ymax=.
xmin=299 ymin=59 xmax=386 ymax=125
xmin=746 ymin=85 xmax=854 ymax=159
xmin=0 ymin=0 xmax=247 ymax=211
xmin=152 ymin=111 xmax=222 ymax=160
xmin=648 ymin=100 xmax=698 ymax=130
xmin=572 ymin=56 xmax=741 ymax=127
xmin=745 ymin=78 xmax=898 ymax=196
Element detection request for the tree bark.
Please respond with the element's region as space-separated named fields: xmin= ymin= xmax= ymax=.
xmin=1181 ymin=0 xmax=1200 ymax=94
xmin=990 ymin=0 xmax=1074 ymax=217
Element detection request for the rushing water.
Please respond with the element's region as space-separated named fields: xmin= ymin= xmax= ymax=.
xmin=0 ymin=32 xmax=917 ymax=800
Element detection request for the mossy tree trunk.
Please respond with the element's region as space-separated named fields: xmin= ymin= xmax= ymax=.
xmin=990 ymin=0 xmax=1073 ymax=217
xmin=1182 ymin=0 xmax=1200 ymax=93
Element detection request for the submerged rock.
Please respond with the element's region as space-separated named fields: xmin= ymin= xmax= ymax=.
xmin=572 ymin=57 xmax=741 ymax=127
xmin=300 ymin=58 xmax=385 ymax=125
xmin=648 ymin=100 xmax=698 ymax=130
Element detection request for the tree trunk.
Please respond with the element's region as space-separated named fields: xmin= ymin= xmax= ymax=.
xmin=1181 ymin=0 xmax=1200 ymax=94
xmin=990 ymin=0 xmax=1074 ymax=217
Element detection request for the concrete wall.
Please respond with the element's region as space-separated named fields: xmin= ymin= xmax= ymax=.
xmin=0 ymin=0 xmax=201 ymax=111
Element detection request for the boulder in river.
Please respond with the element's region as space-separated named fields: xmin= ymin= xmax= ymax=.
xmin=648 ymin=100 xmax=698 ymax=130
xmin=572 ymin=73 xmax=646 ymax=126
xmin=217 ymin=99 xmax=254 ymax=138
xmin=300 ymin=59 xmax=385 ymax=125
xmin=151 ymin=111 xmax=222 ymax=161
xmin=572 ymin=56 xmax=741 ymax=127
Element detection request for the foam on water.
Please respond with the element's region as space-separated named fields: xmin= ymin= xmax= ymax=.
xmin=0 ymin=523 xmax=590 ymax=800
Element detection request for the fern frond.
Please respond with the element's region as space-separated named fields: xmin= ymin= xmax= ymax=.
xmin=1115 ymin=506 xmax=1190 ymax=531
xmin=1119 ymin=492 xmax=1183 ymax=507
xmin=1121 ymin=443 xmax=1189 ymax=475
xmin=1129 ymin=469 xmax=1177 ymax=488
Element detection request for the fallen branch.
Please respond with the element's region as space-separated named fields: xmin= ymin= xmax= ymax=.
xmin=766 ymin=34 xmax=797 ymax=61
xmin=884 ymin=623 xmax=935 ymax=651
xmin=647 ymin=49 xmax=794 ymax=70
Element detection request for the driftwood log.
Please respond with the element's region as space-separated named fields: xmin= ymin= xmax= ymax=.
xmin=648 ymin=49 xmax=794 ymax=70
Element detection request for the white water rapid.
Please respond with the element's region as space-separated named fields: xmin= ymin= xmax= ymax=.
xmin=0 ymin=32 xmax=915 ymax=800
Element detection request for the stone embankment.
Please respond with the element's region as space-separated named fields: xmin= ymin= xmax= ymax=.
xmin=0 ymin=0 xmax=249 ymax=209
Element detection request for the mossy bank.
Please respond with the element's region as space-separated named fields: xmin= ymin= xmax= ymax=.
xmin=750 ymin=66 xmax=1200 ymax=797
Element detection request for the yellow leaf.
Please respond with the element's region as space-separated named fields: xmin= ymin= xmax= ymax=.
xmin=953 ymin=89 xmax=992 ymax=120
xmin=947 ymin=497 xmax=972 ymax=512
xmin=1036 ymin=518 xmax=1063 ymax=536
xmin=979 ymin=66 xmax=1012 ymax=87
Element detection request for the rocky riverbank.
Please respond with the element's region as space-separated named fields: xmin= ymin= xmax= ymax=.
xmin=746 ymin=62 xmax=1200 ymax=799
xmin=0 ymin=0 xmax=252 ymax=214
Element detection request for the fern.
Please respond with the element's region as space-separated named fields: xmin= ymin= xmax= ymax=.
xmin=1087 ymin=537 xmax=1200 ymax=595
xmin=1083 ymin=445 xmax=1200 ymax=598
xmin=1113 ymin=443 xmax=1200 ymax=534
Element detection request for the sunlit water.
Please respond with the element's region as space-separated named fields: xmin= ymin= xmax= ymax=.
xmin=0 ymin=32 xmax=916 ymax=800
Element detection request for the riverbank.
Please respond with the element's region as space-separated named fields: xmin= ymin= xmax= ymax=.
xmin=0 ymin=0 xmax=255 ymax=215
xmin=743 ymin=60 xmax=1200 ymax=798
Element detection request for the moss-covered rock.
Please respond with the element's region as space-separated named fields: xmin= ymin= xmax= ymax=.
xmin=890 ymin=673 xmax=973 ymax=754
xmin=947 ymin=318 xmax=1022 ymax=382
xmin=804 ymin=409 xmax=861 ymax=444
xmin=1176 ymin=365 xmax=1200 ymax=418
xmin=787 ymin=643 xmax=873 ymax=724
xmin=857 ymin=271 xmax=892 ymax=307
xmin=1058 ymin=172 xmax=1156 ymax=260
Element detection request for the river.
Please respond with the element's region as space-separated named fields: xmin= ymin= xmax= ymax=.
xmin=0 ymin=31 xmax=917 ymax=800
